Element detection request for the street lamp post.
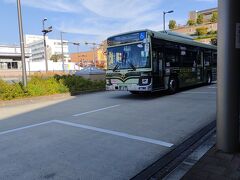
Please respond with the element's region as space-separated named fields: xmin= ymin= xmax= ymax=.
xmin=73 ymin=42 xmax=80 ymax=63
xmin=60 ymin=31 xmax=65 ymax=72
xmin=42 ymin=18 xmax=52 ymax=73
xmin=17 ymin=0 xmax=27 ymax=87
xmin=72 ymin=42 xmax=80 ymax=70
xmin=163 ymin=10 xmax=174 ymax=31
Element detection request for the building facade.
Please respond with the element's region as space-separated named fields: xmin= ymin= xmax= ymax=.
xmin=0 ymin=44 xmax=31 ymax=70
xmin=70 ymin=41 xmax=107 ymax=69
xmin=189 ymin=8 xmax=217 ymax=23
xmin=25 ymin=35 xmax=70 ymax=62
xmin=172 ymin=7 xmax=217 ymax=44
xmin=174 ymin=23 xmax=217 ymax=35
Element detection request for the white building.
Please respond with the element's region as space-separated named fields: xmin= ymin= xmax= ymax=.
xmin=25 ymin=34 xmax=70 ymax=62
xmin=0 ymin=44 xmax=31 ymax=70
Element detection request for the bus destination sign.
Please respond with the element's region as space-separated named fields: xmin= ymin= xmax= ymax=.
xmin=108 ymin=32 xmax=146 ymax=46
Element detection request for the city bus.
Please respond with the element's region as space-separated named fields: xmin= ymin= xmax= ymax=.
xmin=106 ymin=30 xmax=217 ymax=94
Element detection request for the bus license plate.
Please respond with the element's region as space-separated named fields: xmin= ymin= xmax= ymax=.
xmin=119 ymin=86 xmax=128 ymax=91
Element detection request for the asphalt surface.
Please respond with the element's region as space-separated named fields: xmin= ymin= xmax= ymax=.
xmin=0 ymin=84 xmax=216 ymax=180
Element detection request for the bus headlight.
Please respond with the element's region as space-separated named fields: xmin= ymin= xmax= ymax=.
xmin=106 ymin=79 xmax=111 ymax=85
xmin=142 ymin=78 xmax=149 ymax=85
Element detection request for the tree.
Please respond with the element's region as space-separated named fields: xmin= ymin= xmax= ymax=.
xmin=211 ymin=12 xmax=218 ymax=23
xmin=197 ymin=14 xmax=204 ymax=24
xmin=168 ymin=20 xmax=177 ymax=30
xmin=196 ymin=27 xmax=208 ymax=36
xmin=50 ymin=54 xmax=62 ymax=62
xmin=187 ymin=19 xmax=196 ymax=26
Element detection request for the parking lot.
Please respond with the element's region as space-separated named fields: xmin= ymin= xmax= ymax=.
xmin=0 ymin=85 xmax=216 ymax=180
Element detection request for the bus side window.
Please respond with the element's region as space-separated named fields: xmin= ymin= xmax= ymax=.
xmin=196 ymin=50 xmax=202 ymax=66
xmin=204 ymin=50 xmax=212 ymax=66
xmin=165 ymin=48 xmax=179 ymax=67
xmin=212 ymin=51 xmax=217 ymax=67
xmin=181 ymin=47 xmax=197 ymax=67
xmin=152 ymin=51 xmax=158 ymax=73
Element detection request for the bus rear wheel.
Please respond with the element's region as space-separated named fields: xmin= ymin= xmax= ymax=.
xmin=168 ymin=77 xmax=178 ymax=94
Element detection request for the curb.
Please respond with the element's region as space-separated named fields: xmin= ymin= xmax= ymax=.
xmin=131 ymin=120 xmax=216 ymax=180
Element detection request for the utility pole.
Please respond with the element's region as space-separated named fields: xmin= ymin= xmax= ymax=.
xmin=61 ymin=31 xmax=65 ymax=72
xmin=17 ymin=0 xmax=27 ymax=87
xmin=42 ymin=18 xmax=52 ymax=73
xmin=217 ymin=0 xmax=240 ymax=152
xmin=163 ymin=10 xmax=174 ymax=31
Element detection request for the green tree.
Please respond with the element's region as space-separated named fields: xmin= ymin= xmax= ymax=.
xmin=196 ymin=27 xmax=208 ymax=36
xmin=50 ymin=54 xmax=62 ymax=62
xmin=168 ymin=20 xmax=177 ymax=30
xmin=197 ymin=14 xmax=204 ymax=24
xmin=187 ymin=19 xmax=196 ymax=26
xmin=211 ymin=12 xmax=218 ymax=23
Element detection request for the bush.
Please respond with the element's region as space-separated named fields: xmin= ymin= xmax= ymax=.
xmin=168 ymin=20 xmax=177 ymax=30
xmin=211 ymin=12 xmax=218 ymax=23
xmin=197 ymin=14 xmax=204 ymax=24
xmin=0 ymin=80 xmax=26 ymax=100
xmin=196 ymin=27 xmax=208 ymax=36
xmin=27 ymin=76 xmax=68 ymax=96
xmin=0 ymin=75 xmax=105 ymax=100
xmin=187 ymin=19 xmax=196 ymax=26
xmin=54 ymin=75 xmax=105 ymax=93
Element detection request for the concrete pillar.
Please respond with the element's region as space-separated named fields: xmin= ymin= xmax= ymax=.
xmin=217 ymin=0 xmax=240 ymax=152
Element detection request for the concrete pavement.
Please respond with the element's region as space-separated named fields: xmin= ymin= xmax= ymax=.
xmin=0 ymin=85 xmax=216 ymax=179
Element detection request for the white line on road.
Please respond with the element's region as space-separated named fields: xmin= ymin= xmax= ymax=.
xmin=72 ymin=105 xmax=120 ymax=117
xmin=0 ymin=121 xmax=54 ymax=136
xmin=181 ymin=92 xmax=216 ymax=94
xmin=0 ymin=118 xmax=173 ymax=147
xmin=52 ymin=120 xmax=174 ymax=148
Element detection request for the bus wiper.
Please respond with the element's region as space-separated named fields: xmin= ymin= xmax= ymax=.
xmin=128 ymin=62 xmax=136 ymax=71
xmin=113 ymin=63 xmax=120 ymax=72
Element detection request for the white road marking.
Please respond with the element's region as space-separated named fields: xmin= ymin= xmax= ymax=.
xmin=0 ymin=118 xmax=173 ymax=148
xmin=0 ymin=121 xmax=54 ymax=136
xmin=72 ymin=105 xmax=120 ymax=117
xmin=181 ymin=92 xmax=216 ymax=94
xmin=53 ymin=120 xmax=174 ymax=148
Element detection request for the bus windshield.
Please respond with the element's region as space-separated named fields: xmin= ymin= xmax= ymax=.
xmin=107 ymin=43 xmax=150 ymax=70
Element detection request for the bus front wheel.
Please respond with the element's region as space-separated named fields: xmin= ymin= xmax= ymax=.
xmin=168 ymin=77 xmax=178 ymax=94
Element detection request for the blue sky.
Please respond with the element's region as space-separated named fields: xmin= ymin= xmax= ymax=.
xmin=0 ymin=0 xmax=217 ymax=52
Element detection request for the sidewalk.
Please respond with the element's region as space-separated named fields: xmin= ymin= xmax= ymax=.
xmin=182 ymin=146 xmax=240 ymax=180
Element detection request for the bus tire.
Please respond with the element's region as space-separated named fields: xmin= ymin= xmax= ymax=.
xmin=207 ymin=73 xmax=212 ymax=84
xmin=168 ymin=77 xmax=178 ymax=94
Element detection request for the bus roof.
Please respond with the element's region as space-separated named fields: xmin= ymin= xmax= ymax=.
xmin=107 ymin=29 xmax=217 ymax=50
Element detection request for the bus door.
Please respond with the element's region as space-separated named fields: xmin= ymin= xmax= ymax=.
xmin=196 ymin=51 xmax=204 ymax=82
xmin=152 ymin=49 xmax=164 ymax=89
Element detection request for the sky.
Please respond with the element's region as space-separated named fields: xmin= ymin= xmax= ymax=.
xmin=0 ymin=0 xmax=217 ymax=52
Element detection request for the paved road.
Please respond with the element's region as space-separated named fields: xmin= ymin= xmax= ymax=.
xmin=0 ymin=85 xmax=216 ymax=180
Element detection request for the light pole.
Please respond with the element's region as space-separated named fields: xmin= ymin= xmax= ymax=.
xmin=60 ymin=31 xmax=66 ymax=72
xmin=72 ymin=42 xmax=80 ymax=70
xmin=42 ymin=18 xmax=52 ymax=73
xmin=163 ymin=10 xmax=174 ymax=31
xmin=73 ymin=42 xmax=80 ymax=63
xmin=17 ymin=0 xmax=27 ymax=87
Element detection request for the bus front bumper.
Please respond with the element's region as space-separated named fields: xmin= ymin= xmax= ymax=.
xmin=106 ymin=84 xmax=152 ymax=91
